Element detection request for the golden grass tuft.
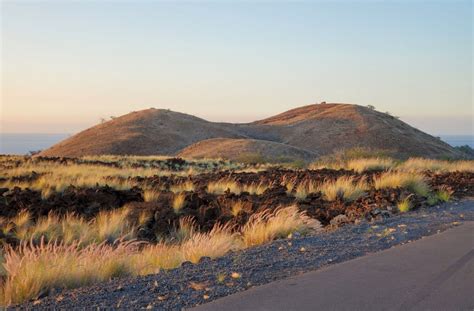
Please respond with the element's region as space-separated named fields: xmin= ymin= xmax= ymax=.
xmin=294 ymin=180 xmax=318 ymax=201
xmin=346 ymin=158 xmax=395 ymax=172
xmin=241 ymin=205 xmax=316 ymax=247
xmin=172 ymin=193 xmax=186 ymax=213
xmin=180 ymin=223 xmax=239 ymax=263
xmin=319 ymin=176 xmax=368 ymax=202
xmin=0 ymin=240 xmax=138 ymax=305
xmin=207 ymin=179 xmax=241 ymax=195
xmin=143 ymin=189 xmax=161 ymax=202
xmin=169 ymin=181 xmax=195 ymax=193
xmin=241 ymin=182 xmax=269 ymax=195
xmin=399 ymin=158 xmax=474 ymax=173
xmin=373 ymin=171 xmax=430 ymax=196
xmin=231 ymin=201 xmax=244 ymax=217
xmin=397 ymin=197 xmax=411 ymax=213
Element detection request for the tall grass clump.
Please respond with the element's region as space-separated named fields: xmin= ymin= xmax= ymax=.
xmin=241 ymin=206 xmax=316 ymax=247
xmin=180 ymin=223 xmax=238 ymax=263
xmin=169 ymin=181 xmax=195 ymax=193
xmin=435 ymin=186 xmax=453 ymax=202
xmin=346 ymin=158 xmax=395 ymax=172
xmin=242 ymin=182 xmax=269 ymax=195
xmin=374 ymin=171 xmax=430 ymax=196
xmin=207 ymin=179 xmax=241 ymax=195
xmin=172 ymin=193 xmax=186 ymax=213
xmin=399 ymin=158 xmax=474 ymax=173
xmin=143 ymin=189 xmax=160 ymax=202
xmin=0 ymin=240 xmax=137 ymax=305
xmin=319 ymin=176 xmax=368 ymax=202
xmin=95 ymin=208 xmax=136 ymax=243
xmin=397 ymin=197 xmax=411 ymax=213
xmin=294 ymin=180 xmax=318 ymax=201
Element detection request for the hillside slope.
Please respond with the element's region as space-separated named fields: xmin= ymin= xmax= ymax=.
xmin=39 ymin=109 xmax=245 ymax=157
xmin=38 ymin=104 xmax=462 ymax=159
xmin=177 ymin=138 xmax=318 ymax=162
xmin=248 ymin=104 xmax=459 ymax=158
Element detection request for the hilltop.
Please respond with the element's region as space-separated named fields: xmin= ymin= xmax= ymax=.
xmin=38 ymin=103 xmax=462 ymax=160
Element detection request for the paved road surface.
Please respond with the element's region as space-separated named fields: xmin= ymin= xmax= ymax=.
xmin=192 ymin=222 xmax=474 ymax=311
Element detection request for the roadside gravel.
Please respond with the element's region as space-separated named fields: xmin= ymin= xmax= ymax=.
xmin=18 ymin=198 xmax=474 ymax=310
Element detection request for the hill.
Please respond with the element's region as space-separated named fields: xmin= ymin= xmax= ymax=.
xmin=38 ymin=103 xmax=462 ymax=159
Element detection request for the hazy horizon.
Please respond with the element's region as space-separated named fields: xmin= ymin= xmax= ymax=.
xmin=1 ymin=1 xmax=472 ymax=135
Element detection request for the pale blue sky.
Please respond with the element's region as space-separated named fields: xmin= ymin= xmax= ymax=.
xmin=1 ymin=0 xmax=472 ymax=135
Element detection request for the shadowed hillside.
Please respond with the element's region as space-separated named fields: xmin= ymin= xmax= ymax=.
xmin=38 ymin=104 xmax=462 ymax=159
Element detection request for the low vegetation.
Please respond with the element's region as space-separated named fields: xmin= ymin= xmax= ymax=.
xmin=319 ymin=176 xmax=368 ymax=202
xmin=346 ymin=158 xmax=395 ymax=172
xmin=373 ymin=171 xmax=430 ymax=196
xmin=0 ymin=205 xmax=312 ymax=305
xmin=0 ymin=154 xmax=472 ymax=306
xmin=397 ymin=197 xmax=412 ymax=213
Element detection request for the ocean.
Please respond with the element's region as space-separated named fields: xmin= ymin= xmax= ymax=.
xmin=0 ymin=133 xmax=473 ymax=155
xmin=0 ymin=133 xmax=71 ymax=155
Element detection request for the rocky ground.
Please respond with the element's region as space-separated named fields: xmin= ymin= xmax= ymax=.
xmin=2 ymin=164 xmax=473 ymax=245
xmin=18 ymin=198 xmax=474 ymax=310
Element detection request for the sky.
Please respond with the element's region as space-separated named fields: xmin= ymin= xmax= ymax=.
xmin=1 ymin=0 xmax=472 ymax=135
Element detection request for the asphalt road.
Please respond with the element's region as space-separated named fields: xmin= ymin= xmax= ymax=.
xmin=192 ymin=222 xmax=474 ymax=311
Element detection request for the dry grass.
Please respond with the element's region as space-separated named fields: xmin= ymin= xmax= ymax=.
xmin=2 ymin=208 xmax=137 ymax=247
xmin=143 ymin=189 xmax=160 ymax=202
xmin=399 ymin=158 xmax=474 ymax=173
xmin=319 ymin=176 xmax=368 ymax=202
xmin=180 ymin=223 xmax=239 ymax=263
xmin=169 ymin=181 xmax=195 ymax=193
xmin=172 ymin=193 xmax=186 ymax=213
xmin=241 ymin=182 xmax=269 ymax=195
xmin=241 ymin=205 xmax=317 ymax=247
xmin=374 ymin=171 xmax=430 ymax=196
xmin=231 ymin=201 xmax=244 ymax=217
xmin=397 ymin=197 xmax=411 ymax=213
xmin=346 ymin=158 xmax=395 ymax=172
xmin=207 ymin=179 xmax=241 ymax=195
xmin=435 ymin=186 xmax=453 ymax=202
xmin=0 ymin=204 xmax=319 ymax=306
xmin=0 ymin=240 xmax=138 ymax=305
xmin=294 ymin=180 xmax=319 ymax=201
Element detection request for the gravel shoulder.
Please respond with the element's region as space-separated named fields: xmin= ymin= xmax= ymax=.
xmin=18 ymin=198 xmax=474 ymax=310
